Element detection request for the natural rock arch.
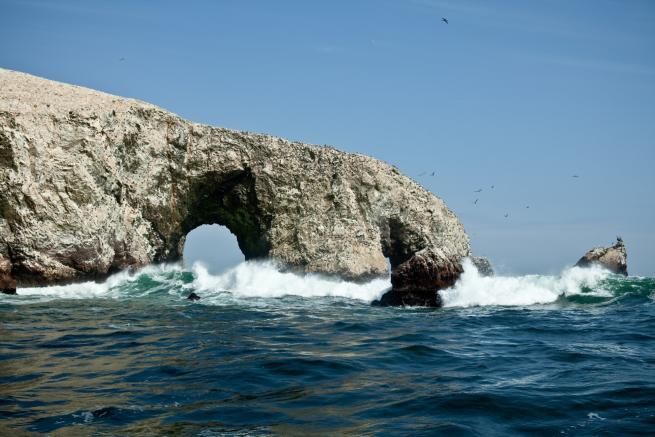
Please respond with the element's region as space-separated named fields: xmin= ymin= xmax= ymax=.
xmin=0 ymin=69 xmax=471 ymax=303
xmin=180 ymin=169 xmax=269 ymax=262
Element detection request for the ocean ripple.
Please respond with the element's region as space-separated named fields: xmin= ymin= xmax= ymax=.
xmin=1 ymin=262 xmax=654 ymax=434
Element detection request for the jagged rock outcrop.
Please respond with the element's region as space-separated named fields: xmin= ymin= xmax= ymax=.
xmin=373 ymin=254 xmax=494 ymax=307
xmin=373 ymin=248 xmax=462 ymax=306
xmin=0 ymin=68 xmax=471 ymax=299
xmin=470 ymin=256 xmax=494 ymax=276
xmin=575 ymin=237 xmax=628 ymax=276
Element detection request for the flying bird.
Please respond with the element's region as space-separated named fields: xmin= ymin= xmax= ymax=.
xmin=572 ymin=175 xmax=579 ymax=178
xmin=490 ymin=185 xmax=495 ymax=189
xmin=474 ymin=199 xmax=479 ymax=205
xmin=119 ymin=57 xmax=125 ymax=62
xmin=442 ymin=17 xmax=449 ymax=24
xmin=525 ymin=205 xmax=530 ymax=209
xmin=504 ymin=213 xmax=509 ymax=218
xmin=431 ymin=171 xmax=436 ymax=176
xmin=474 ymin=188 xmax=483 ymax=193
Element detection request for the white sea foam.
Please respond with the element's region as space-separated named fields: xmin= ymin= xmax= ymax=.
xmin=13 ymin=263 xmax=184 ymax=302
xmin=440 ymin=258 xmax=611 ymax=308
xmin=191 ymin=260 xmax=391 ymax=302
xmin=5 ymin=257 xmax=615 ymax=307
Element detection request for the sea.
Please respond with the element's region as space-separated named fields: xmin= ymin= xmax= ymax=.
xmin=1 ymin=259 xmax=654 ymax=436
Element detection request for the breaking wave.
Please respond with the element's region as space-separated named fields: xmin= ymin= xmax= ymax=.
xmin=4 ymin=258 xmax=652 ymax=307
xmin=6 ymin=261 xmax=391 ymax=304
xmin=191 ymin=261 xmax=391 ymax=302
xmin=440 ymin=258 xmax=615 ymax=308
xmin=11 ymin=263 xmax=188 ymax=303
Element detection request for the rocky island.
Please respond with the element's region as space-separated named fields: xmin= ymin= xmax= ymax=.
xmin=575 ymin=237 xmax=628 ymax=276
xmin=0 ymin=68 xmax=472 ymax=304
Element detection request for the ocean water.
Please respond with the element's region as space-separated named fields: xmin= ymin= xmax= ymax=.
xmin=1 ymin=259 xmax=654 ymax=436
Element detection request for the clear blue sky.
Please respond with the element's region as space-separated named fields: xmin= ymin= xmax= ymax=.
xmin=2 ymin=0 xmax=653 ymax=275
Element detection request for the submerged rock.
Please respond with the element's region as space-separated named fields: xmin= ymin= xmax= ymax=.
xmin=373 ymin=288 xmax=443 ymax=307
xmin=470 ymin=256 xmax=494 ymax=276
xmin=575 ymin=237 xmax=628 ymax=276
xmin=0 ymin=68 xmax=470 ymax=302
xmin=187 ymin=292 xmax=201 ymax=301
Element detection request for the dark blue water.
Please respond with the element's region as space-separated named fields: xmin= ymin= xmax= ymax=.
xmin=1 ymin=264 xmax=654 ymax=435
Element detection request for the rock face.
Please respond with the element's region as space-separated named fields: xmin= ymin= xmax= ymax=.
xmin=575 ymin=237 xmax=628 ymax=276
xmin=0 ymin=68 xmax=471 ymax=298
xmin=373 ymin=249 xmax=462 ymax=306
xmin=0 ymin=256 xmax=16 ymax=294
xmin=373 ymin=255 xmax=494 ymax=307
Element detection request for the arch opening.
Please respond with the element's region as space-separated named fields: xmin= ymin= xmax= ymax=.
xmin=178 ymin=169 xmax=271 ymax=261
xmin=183 ymin=224 xmax=244 ymax=274
xmin=178 ymin=169 xmax=270 ymax=274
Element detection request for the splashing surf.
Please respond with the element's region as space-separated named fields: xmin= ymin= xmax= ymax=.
xmin=4 ymin=258 xmax=651 ymax=308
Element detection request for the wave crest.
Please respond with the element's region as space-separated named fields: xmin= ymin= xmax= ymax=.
xmin=12 ymin=263 xmax=185 ymax=303
xmin=4 ymin=257 xmax=638 ymax=308
xmin=191 ymin=261 xmax=390 ymax=302
xmin=441 ymin=258 xmax=612 ymax=308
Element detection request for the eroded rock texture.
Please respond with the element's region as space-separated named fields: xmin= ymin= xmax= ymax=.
xmin=575 ymin=237 xmax=628 ymax=276
xmin=0 ymin=68 xmax=471 ymax=298
xmin=374 ymin=248 xmax=462 ymax=306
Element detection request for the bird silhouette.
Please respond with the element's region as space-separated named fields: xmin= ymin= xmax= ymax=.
xmin=119 ymin=57 xmax=125 ymax=61
xmin=504 ymin=213 xmax=509 ymax=218
xmin=490 ymin=185 xmax=494 ymax=189
xmin=430 ymin=171 xmax=436 ymax=176
xmin=474 ymin=199 xmax=479 ymax=205
xmin=525 ymin=205 xmax=530 ymax=209
xmin=572 ymin=175 xmax=579 ymax=178
xmin=474 ymin=188 xmax=482 ymax=193
xmin=442 ymin=17 xmax=449 ymax=24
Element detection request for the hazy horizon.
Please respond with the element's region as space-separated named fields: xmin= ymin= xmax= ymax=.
xmin=2 ymin=0 xmax=653 ymax=275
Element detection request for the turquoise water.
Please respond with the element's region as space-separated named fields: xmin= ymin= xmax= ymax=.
xmin=1 ymin=261 xmax=654 ymax=435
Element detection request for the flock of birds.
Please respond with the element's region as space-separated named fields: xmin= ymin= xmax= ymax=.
xmin=416 ymin=171 xmax=581 ymax=219
xmin=424 ymin=17 xmax=583 ymax=219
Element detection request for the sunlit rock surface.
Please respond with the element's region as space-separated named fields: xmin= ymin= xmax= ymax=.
xmin=0 ymin=68 xmax=470 ymax=298
xmin=575 ymin=237 xmax=628 ymax=276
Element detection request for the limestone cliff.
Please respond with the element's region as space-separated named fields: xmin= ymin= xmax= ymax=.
xmin=0 ymin=68 xmax=471 ymax=297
